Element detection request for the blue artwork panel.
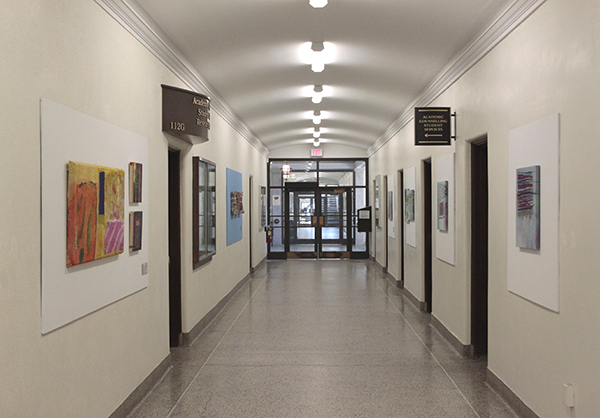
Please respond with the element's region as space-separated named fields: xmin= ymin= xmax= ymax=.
xmin=516 ymin=165 xmax=540 ymax=250
xmin=226 ymin=168 xmax=243 ymax=246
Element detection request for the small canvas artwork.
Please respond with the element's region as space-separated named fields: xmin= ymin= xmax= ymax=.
xmin=260 ymin=186 xmax=267 ymax=228
xmin=388 ymin=191 xmax=393 ymax=221
xmin=516 ymin=165 xmax=541 ymax=250
xmin=437 ymin=181 xmax=448 ymax=232
xmin=129 ymin=162 xmax=142 ymax=203
xmin=67 ymin=161 xmax=125 ymax=267
xmin=231 ymin=191 xmax=244 ymax=215
xmin=405 ymin=189 xmax=415 ymax=223
xmin=129 ymin=211 xmax=143 ymax=252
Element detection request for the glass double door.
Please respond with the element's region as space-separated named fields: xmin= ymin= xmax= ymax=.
xmin=285 ymin=183 xmax=350 ymax=258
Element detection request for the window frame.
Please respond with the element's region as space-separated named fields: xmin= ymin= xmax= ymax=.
xmin=193 ymin=156 xmax=216 ymax=268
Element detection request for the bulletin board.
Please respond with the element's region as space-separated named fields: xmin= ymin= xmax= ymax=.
xmin=226 ymin=168 xmax=243 ymax=246
xmin=40 ymin=98 xmax=149 ymax=334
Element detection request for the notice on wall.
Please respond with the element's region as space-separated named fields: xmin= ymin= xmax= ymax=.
xmin=415 ymin=107 xmax=452 ymax=146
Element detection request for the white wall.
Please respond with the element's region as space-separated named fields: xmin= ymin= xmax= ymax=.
xmin=369 ymin=0 xmax=600 ymax=416
xmin=177 ymin=113 xmax=267 ymax=333
xmin=0 ymin=1 xmax=266 ymax=417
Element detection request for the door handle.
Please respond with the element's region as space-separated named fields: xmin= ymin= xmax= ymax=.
xmin=319 ymin=216 xmax=324 ymax=227
xmin=312 ymin=216 xmax=317 ymax=226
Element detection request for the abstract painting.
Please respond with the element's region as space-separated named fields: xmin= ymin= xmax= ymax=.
xmin=129 ymin=211 xmax=143 ymax=252
xmin=67 ymin=161 xmax=125 ymax=267
xmin=516 ymin=165 xmax=540 ymax=250
xmin=437 ymin=181 xmax=448 ymax=232
xmin=405 ymin=189 xmax=415 ymax=223
xmin=129 ymin=162 xmax=142 ymax=203
xmin=231 ymin=191 xmax=244 ymax=216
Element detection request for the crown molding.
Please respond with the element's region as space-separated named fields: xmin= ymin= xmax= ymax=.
xmin=367 ymin=0 xmax=546 ymax=156
xmin=94 ymin=0 xmax=270 ymax=157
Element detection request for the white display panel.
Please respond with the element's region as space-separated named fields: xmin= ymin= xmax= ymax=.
xmin=41 ymin=99 xmax=149 ymax=334
xmin=405 ymin=166 xmax=417 ymax=248
xmin=435 ymin=153 xmax=455 ymax=265
xmin=507 ymin=114 xmax=560 ymax=312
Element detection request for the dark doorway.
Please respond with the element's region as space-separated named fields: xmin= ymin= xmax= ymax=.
xmin=168 ymin=148 xmax=182 ymax=347
xmin=423 ymin=159 xmax=432 ymax=313
xmin=471 ymin=139 xmax=489 ymax=356
xmin=398 ymin=170 xmax=405 ymax=288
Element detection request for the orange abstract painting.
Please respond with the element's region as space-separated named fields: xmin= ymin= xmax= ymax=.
xmin=67 ymin=161 xmax=125 ymax=267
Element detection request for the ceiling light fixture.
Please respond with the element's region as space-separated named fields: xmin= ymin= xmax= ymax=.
xmin=312 ymin=85 xmax=323 ymax=104
xmin=309 ymin=0 xmax=328 ymax=8
xmin=311 ymin=42 xmax=325 ymax=72
xmin=312 ymin=110 xmax=322 ymax=125
xmin=313 ymin=138 xmax=321 ymax=147
xmin=313 ymin=127 xmax=321 ymax=139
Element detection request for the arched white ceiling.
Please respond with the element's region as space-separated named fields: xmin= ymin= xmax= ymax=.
xmin=97 ymin=0 xmax=545 ymax=156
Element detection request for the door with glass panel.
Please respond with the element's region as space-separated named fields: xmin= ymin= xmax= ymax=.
xmin=285 ymin=184 xmax=351 ymax=258
xmin=269 ymin=159 xmax=369 ymax=259
xmin=285 ymin=183 xmax=318 ymax=257
xmin=318 ymin=188 xmax=350 ymax=258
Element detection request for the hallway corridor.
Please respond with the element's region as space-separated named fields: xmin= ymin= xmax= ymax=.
xmin=130 ymin=260 xmax=517 ymax=418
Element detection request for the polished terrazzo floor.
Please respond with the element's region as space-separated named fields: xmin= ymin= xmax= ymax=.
xmin=129 ymin=260 xmax=517 ymax=418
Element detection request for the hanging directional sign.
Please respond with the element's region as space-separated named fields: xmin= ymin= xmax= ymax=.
xmin=162 ymin=84 xmax=210 ymax=145
xmin=415 ymin=107 xmax=452 ymax=146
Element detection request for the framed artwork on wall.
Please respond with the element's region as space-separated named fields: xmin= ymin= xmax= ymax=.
xmin=437 ymin=180 xmax=448 ymax=232
xmin=129 ymin=162 xmax=142 ymax=203
xmin=516 ymin=165 xmax=540 ymax=250
xmin=405 ymin=189 xmax=415 ymax=223
xmin=129 ymin=211 xmax=143 ymax=252
xmin=66 ymin=161 xmax=125 ymax=267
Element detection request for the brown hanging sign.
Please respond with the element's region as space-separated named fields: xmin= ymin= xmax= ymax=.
xmin=162 ymin=84 xmax=210 ymax=144
xmin=414 ymin=107 xmax=452 ymax=146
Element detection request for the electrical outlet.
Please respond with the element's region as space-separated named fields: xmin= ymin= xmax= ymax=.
xmin=141 ymin=262 xmax=148 ymax=276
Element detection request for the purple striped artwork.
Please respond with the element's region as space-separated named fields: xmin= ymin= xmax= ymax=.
xmin=516 ymin=165 xmax=540 ymax=250
xmin=105 ymin=221 xmax=125 ymax=255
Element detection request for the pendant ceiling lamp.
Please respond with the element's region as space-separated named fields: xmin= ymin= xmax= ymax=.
xmin=312 ymin=110 xmax=321 ymax=125
xmin=311 ymin=42 xmax=325 ymax=72
xmin=309 ymin=0 xmax=328 ymax=8
xmin=312 ymin=85 xmax=323 ymax=104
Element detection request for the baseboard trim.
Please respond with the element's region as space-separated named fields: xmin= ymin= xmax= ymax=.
xmin=250 ymin=256 xmax=266 ymax=274
xmin=108 ymin=353 xmax=172 ymax=418
xmin=402 ymin=287 xmax=427 ymax=311
xmin=181 ymin=271 xmax=253 ymax=346
xmin=486 ymin=369 xmax=540 ymax=418
xmin=431 ymin=315 xmax=474 ymax=358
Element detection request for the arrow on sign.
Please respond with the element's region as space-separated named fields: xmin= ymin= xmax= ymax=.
xmin=425 ymin=133 xmax=443 ymax=138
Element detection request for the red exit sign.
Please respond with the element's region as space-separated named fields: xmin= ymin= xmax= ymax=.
xmin=311 ymin=148 xmax=323 ymax=157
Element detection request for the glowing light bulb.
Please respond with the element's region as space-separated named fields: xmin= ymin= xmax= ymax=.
xmin=313 ymin=111 xmax=321 ymax=125
xmin=309 ymin=0 xmax=328 ymax=8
